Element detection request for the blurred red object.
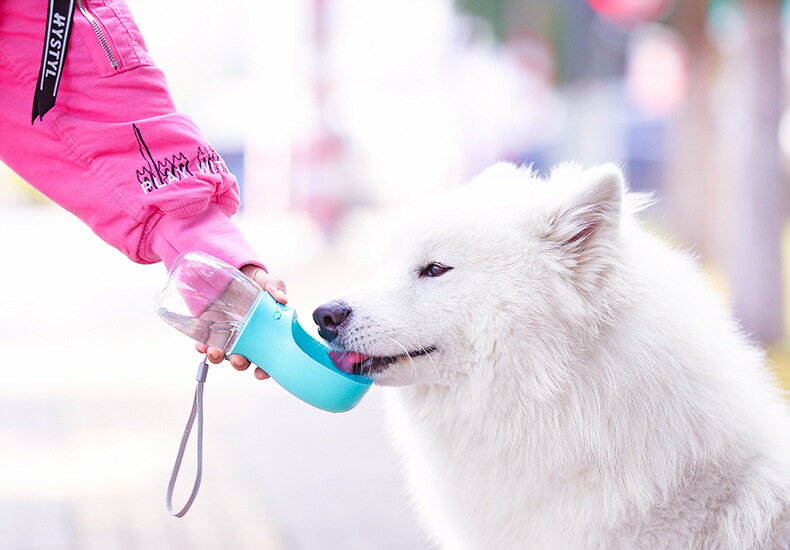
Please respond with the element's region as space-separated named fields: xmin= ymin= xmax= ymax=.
xmin=587 ymin=0 xmax=671 ymax=23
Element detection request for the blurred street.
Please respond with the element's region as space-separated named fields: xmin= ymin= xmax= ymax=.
xmin=0 ymin=204 xmax=431 ymax=550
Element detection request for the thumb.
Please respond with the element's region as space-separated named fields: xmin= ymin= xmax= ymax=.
xmin=240 ymin=265 xmax=288 ymax=304
xmin=263 ymin=277 xmax=288 ymax=304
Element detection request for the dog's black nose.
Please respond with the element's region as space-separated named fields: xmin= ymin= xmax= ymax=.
xmin=312 ymin=301 xmax=352 ymax=342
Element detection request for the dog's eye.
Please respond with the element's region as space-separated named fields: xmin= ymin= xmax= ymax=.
xmin=419 ymin=262 xmax=453 ymax=278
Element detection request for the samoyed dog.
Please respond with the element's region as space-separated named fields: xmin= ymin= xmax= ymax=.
xmin=314 ymin=163 xmax=790 ymax=549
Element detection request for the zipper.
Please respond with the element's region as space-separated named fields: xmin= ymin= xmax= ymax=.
xmin=76 ymin=0 xmax=119 ymax=69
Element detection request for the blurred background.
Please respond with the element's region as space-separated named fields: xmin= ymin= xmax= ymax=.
xmin=2 ymin=0 xmax=790 ymax=548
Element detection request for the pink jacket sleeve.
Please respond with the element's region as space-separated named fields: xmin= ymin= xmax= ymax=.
xmin=0 ymin=0 xmax=265 ymax=271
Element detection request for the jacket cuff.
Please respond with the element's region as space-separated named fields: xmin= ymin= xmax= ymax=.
xmin=148 ymin=203 xmax=266 ymax=271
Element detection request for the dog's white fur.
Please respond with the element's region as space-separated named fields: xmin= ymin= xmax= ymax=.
xmin=327 ymin=163 xmax=790 ymax=549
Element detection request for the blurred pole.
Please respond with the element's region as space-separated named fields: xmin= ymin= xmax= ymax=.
xmin=665 ymin=0 xmax=718 ymax=256
xmin=725 ymin=0 xmax=786 ymax=344
xmin=291 ymin=0 xmax=349 ymax=238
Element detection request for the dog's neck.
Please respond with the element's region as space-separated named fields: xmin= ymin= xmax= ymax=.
xmin=386 ymin=278 xmax=763 ymax=525
xmin=390 ymin=346 xmax=589 ymax=474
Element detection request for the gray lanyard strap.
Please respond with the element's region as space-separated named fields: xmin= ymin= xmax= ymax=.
xmin=166 ymin=356 xmax=209 ymax=517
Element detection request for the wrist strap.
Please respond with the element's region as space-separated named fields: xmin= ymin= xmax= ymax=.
xmin=166 ymin=356 xmax=209 ymax=517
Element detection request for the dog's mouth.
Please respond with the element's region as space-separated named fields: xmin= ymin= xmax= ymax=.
xmin=328 ymin=346 xmax=437 ymax=376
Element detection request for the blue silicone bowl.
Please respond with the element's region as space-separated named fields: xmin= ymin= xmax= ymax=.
xmin=229 ymin=292 xmax=371 ymax=413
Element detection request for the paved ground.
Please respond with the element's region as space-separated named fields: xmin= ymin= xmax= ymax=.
xmin=0 ymin=204 xmax=432 ymax=550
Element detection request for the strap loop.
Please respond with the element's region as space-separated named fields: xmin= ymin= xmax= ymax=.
xmin=33 ymin=0 xmax=76 ymax=123
xmin=165 ymin=356 xmax=208 ymax=517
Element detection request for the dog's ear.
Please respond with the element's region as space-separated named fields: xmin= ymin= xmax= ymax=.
xmin=545 ymin=164 xmax=624 ymax=258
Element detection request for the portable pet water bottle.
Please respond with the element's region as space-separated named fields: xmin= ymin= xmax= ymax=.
xmin=155 ymin=252 xmax=371 ymax=517
xmin=156 ymin=251 xmax=372 ymax=412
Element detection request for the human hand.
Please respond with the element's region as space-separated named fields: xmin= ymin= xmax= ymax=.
xmin=195 ymin=264 xmax=287 ymax=380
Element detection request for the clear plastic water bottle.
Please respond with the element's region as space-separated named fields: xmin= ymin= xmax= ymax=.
xmin=155 ymin=251 xmax=260 ymax=352
xmin=156 ymin=251 xmax=371 ymax=412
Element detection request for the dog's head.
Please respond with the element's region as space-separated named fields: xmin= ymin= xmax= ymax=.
xmin=315 ymin=162 xmax=637 ymax=387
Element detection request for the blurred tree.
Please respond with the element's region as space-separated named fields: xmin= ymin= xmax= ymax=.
xmin=455 ymin=0 xmax=508 ymax=40
xmin=455 ymin=0 xmax=599 ymax=82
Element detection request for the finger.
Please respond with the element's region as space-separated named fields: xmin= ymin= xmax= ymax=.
xmin=263 ymin=278 xmax=288 ymax=305
xmin=254 ymin=367 xmax=270 ymax=380
xmin=229 ymin=354 xmax=251 ymax=371
xmin=207 ymin=347 xmax=225 ymax=364
xmin=195 ymin=342 xmax=208 ymax=354
xmin=242 ymin=265 xmax=288 ymax=305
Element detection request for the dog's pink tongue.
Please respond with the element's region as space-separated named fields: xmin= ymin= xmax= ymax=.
xmin=328 ymin=350 xmax=369 ymax=374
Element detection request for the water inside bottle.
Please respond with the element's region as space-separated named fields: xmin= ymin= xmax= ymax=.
xmin=157 ymin=307 xmax=244 ymax=352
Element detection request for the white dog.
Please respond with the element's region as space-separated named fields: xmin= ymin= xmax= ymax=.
xmin=314 ymin=163 xmax=790 ymax=549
